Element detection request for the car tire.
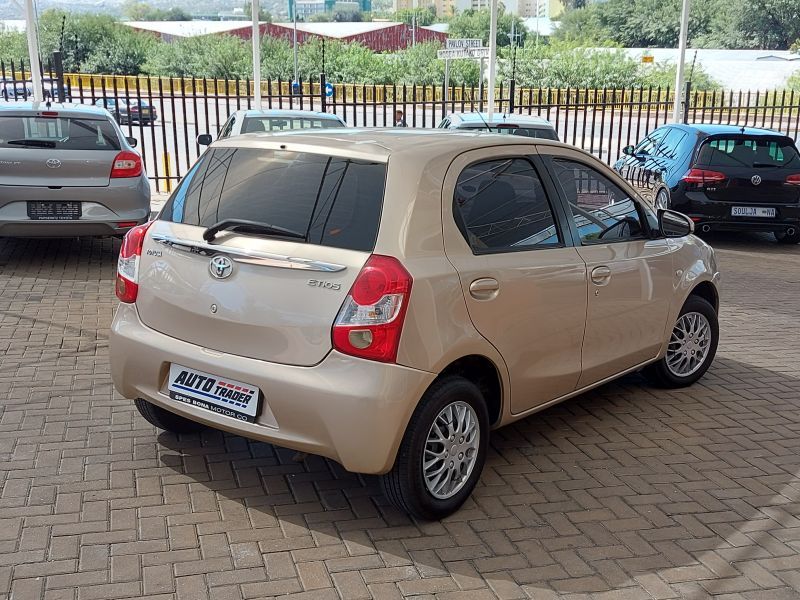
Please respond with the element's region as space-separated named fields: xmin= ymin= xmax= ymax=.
xmin=380 ymin=376 xmax=489 ymax=520
xmin=654 ymin=188 xmax=670 ymax=210
xmin=643 ymin=295 xmax=718 ymax=388
xmin=775 ymin=229 xmax=800 ymax=244
xmin=134 ymin=398 xmax=205 ymax=433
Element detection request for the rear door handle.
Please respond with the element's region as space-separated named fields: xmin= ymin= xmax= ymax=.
xmin=469 ymin=277 xmax=499 ymax=300
xmin=591 ymin=266 xmax=612 ymax=285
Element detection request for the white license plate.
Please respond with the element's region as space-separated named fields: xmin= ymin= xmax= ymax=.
xmin=167 ymin=364 xmax=261 ymax=423
xmin=731 ymin=206 xmax=776 ymax=218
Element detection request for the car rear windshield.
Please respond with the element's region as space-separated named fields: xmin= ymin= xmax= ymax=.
xmin=461 ymin=125 xmax=557 ymax=140
xmin=241 ymin=117 xmax=345 ymax=134
xmin=696 ymin=136 xmax=800 ymax=169
xmin=160 ymin=148 xmax=387 ymax=252
xmin=0 ymin=116 xmax=120 ymax=151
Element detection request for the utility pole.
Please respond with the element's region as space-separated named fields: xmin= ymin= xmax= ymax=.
xmin=486 ymin=0 xmax=498 ymax=116
xmin=251 ymin=0 xmax=262 ymax=109
xmin=672 ymin=0 xmax=690 ymax=122
xmin=23 ymin=0 xmax=43 ymax=102
xmin=293 ymin=0 xmax=299 ymax=91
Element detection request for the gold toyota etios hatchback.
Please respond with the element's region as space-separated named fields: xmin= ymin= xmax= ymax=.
xmin=110 ymin=130 xmax=721 ymax=519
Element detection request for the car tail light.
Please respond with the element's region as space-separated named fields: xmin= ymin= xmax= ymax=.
xmin=332 ymin=255 xmax=413 ymax=363
xmin=786 ymin=174 xmax=800 ymax=186
xmin=682 ymin=168 xmax=727 ymax=185
xmin=111 ymin=151 xmax=142 ymax=178
xmin=116 ymin=221 xmax=154 ymax=303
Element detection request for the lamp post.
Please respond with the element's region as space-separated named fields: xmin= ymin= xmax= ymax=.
xmin=251 ymin=0 xmax=262 ymax=109
xmin=672 ymin=0 xmax=690 ymax=123
xmin=486 ymin=0 xmax=498 ymax=116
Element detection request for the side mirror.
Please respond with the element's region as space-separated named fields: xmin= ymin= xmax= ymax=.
xmin=197 ymin=133 xmax=213 ymax=146
xmin=125 ymin=136 xmax=137 ymax=148
xmin=622 ymin=145 xmax=635 ymax=156
xmin=658 ymin=209 xmax=694 ymax=238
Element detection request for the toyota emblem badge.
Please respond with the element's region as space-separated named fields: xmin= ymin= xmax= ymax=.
xmin=209 ymin=255 xmax=234 ymax=279
xmin=751 ymin=175 xmax=762 ymax=186
xmin=46 ymin=158 xmax=62 ymax=169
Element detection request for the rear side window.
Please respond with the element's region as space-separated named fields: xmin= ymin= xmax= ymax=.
xmin=696 ymin=136 xmax=799 ymax=169
xmin=0 ymin=116 xmax=120 ymax=151
xmin=161 ymin=148 xmax=386 ymax=253
xmin=454 ymin=158 xmax=561 ymax=252
xmin=241 ymin=117 xmax=345 ymax=133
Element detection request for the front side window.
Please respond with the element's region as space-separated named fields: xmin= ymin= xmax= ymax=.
xmin=552 ymin=158 xmax=646 ymax=244
xmin=454 ymin=158 xmax=561 ymax=252
xmin=653 ymin=128 xmax=688 ymax=159
xmin=161 ymin=148 xmax=387 ymax=253
xmin=0 ymin=116 xmax=120 ymax=151
xmin=634 ymin=127 xmax=669 ymax=156
xmin=218 ymin=116 xmax=235 ymax=139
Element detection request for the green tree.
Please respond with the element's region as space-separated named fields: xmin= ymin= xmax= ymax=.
xmin=448 ymin=8 xmax=528 ymax=47
xmin=82 ymin=28 xmax=157 ymax=74
xmin=145 ymin=35 xmax=251 ymax=79
xmin=787 ymin=70 xmax=800 ymax=90
xmin=0 ymin=30 xmax=30 ymax=66
xmin=38 ymin=10 xmax=122 ymax=71
xmin=394 ymin=7 xmax=437 ymax=27
xmin=243 ymin=1 xmax=273 ymax=22
xmin=732 ymin=0 xmax=800 ymax=49
xmin=639 ymin=61 xmax=720 ymax=90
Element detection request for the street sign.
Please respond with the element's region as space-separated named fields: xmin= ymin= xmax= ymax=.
xmin=324 ymin=82 xmax=334 ymax=97
xmin=437 ymin=47 xmax=490 ymax=60
xmin=446 ymin=38 xmax=483 ymax=50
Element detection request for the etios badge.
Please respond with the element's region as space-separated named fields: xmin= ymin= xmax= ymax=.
xmin=209 ymin=255 xmax=234 ymax=279
xmin=751 ymin=175 xmax=762 ymax=186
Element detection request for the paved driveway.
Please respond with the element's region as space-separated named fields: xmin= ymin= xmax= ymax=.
xmin=1 ymin=234 xmax=799 ymax=600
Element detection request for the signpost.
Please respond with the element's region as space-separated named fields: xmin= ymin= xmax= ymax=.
xmin=438 ymin=42 xmax=491 ymax=104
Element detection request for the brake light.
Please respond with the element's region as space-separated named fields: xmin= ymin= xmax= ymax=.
xmin=332 ymin=255 xmax=413 ymax=363
xmin=682 ymin=168 xmax=727 ymax=185
xmin=111 ymin=151 xmax=142 ymax=178
xmin=40 ymin=111 xmax=59 ymax=118
xmin=116 ymin=221 xmax=154 ymax=303
xmin=786 ymin=174 xmax=800 ymax=186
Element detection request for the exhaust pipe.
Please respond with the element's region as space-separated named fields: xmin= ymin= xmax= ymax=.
xmin=787 ymin=227 xmax=797 ymax=237
xmin=701 ymin=224 xmax=711 ymax=233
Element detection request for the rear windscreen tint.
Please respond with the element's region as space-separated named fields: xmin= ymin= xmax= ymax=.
xmin=696 ymin=136 xmax=800 ymax=169
xmin=0 ymin=116 xmax=120 ymax=150
xmin=161 ymin=148 xmax=386 ymax=252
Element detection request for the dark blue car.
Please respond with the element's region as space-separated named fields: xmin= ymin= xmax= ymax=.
xmin=615 ymin=124 xmax=800 ymax=244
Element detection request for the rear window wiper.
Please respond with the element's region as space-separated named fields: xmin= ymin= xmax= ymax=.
xmin=6 ymin=139 xmax=57 ymax=148
xmin=203 ymin=218 xmax=306 ymax=242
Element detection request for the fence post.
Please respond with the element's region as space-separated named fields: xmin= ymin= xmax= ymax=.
xmin=320 ymin=72 xmax=327 ymax=112
xmin=683 ymin=80 xmax=691 ymax=124
xmin=509 ymin=79 xmax=516 ymax=114
xmin=52 ymin=50 xmax=66 ymax=103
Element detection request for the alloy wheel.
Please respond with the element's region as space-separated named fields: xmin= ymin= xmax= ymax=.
xmin=666 ymin=311 xmax=712 ymax=377
xmin=422 ymin=401 xmax=480 ymax=500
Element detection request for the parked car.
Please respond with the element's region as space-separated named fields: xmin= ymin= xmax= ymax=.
xmin=615 ymin=124 xmax=800 ymax=244
xmin=197 ymin=109 xmax=347 ymax=145
xmin=0 ymin=102 xmax=150 ymax=237
xmin=110 ymin=129 xmax=720 ymax=519
xmin=94 ymin=97 xmax=158 ymax=126
xmin=437 ymin=112 xmax=559 ymax=140
xmin=1 ymin=77 xmax=70 ymax=101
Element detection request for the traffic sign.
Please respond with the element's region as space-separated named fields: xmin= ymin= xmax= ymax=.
xmin=437 ymin=47 xmax=490 ymax=60
xmin=324 ymin=82 xmax=334 ymax=97
xmin=446 ymin=38 xmax=483 ymax=50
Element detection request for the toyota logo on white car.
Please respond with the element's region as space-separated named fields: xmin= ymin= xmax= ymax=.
xmin=209 ymin=255 xmax=233 ymax=279
xmin=45 ymin=158 xmax=61 ymax=169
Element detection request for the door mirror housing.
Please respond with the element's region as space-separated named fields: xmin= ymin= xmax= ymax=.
xmin=197 ymin=133 xmax=213 ymax=146
xmin=658 ymin=209 xmax=694 ymax=238
xmin=622 ymin=144 xmax=635 ymax=156
xmin=125 ymin=136 xmax=137 ymax=148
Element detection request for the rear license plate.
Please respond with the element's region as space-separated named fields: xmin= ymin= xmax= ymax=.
xmin=27 ymin=201 xmax=81 ymax=221
xmin=731 ymin=206 xmax=776 ymax=218
xmin=167 ymin=364 xmax=261 ymax=423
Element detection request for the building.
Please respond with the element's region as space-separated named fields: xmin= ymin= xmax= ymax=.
xmin=260 ymin=21 xmax=446 ymax=51
xmin=288 ymin=0 xmax=372 ymax=19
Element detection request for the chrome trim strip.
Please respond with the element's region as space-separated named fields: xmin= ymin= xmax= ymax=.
xmin=151 ymin=233 xmax=347 ymax=272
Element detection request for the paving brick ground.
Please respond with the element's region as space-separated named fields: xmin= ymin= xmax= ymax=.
xmin=1 ymin=232 xmax=799 ymax=600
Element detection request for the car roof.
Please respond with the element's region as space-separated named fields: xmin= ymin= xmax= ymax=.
xmin=235 ymin=109 xmax=342 ymax=120
xmin=447 ymin=112 xmax=554 ymax=128
xmin=213 ymin=128 xmax=567 ymax=162
xmin=0 ymin=102 xmax=112 ymax=119
xmin=671 ymin=123 xmax=787 ymax=137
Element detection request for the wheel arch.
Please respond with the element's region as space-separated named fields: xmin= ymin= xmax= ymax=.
xmin=688 ymin=280 xmax=719 ymax=313
xmin=434 ymin=355 xmax=503 ymax=427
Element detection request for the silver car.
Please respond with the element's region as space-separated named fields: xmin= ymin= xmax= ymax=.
xmin=438 ymin=112 xmax=559 ymax=140
xmin=0 ymin=102 xmax=150 ymax=237
xmin=197 ymin=109 xmax=346 ymax=145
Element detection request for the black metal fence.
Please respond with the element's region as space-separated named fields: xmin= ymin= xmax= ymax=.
xmin=3 ymin=58 xmax=800 ymax=192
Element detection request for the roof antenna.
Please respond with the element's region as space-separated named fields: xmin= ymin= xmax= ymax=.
xmin=474 ymin=110 xmax=492 ymax=132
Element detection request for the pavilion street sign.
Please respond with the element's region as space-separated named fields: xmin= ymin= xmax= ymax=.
xmin=446 ymin=38 xmax=483 ymax=50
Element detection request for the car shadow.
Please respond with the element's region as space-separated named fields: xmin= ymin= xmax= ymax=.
xmin=153 ymin=354 xmax=800 ymax=597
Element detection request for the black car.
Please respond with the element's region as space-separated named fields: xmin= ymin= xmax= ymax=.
xmin=615 ymin=124 xmax=800 ymax=244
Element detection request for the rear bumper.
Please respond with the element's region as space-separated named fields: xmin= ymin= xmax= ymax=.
xmin=673 ymin=194 xmax=800 ymax=233
xmin=109 ymin=303 xmax=435 ymax=474
xmin=0 ymin=180 xmax=150 ymax=238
